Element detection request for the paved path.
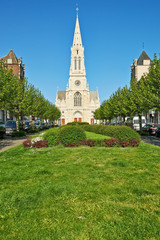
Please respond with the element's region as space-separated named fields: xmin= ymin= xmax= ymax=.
xmin=141 ymin=136 xmax=160 ymax=147
xmin=0 ymin=137 xmax=27 ymax=153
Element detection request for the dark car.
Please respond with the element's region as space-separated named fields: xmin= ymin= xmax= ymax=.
xmin=5 ymin=121 xmax=17 ymax=135
xmin=148 ymin=124 xmax=160 ymax=135
xmin=0 ymin=123 xmax=5 ymax=139
xmin=142 ymin=123 xmax=152 ymax=133
xmin=155 ymin=126 xmax=160 ymax=138
xmin=24 ymin=121 xmax=32 ymax=132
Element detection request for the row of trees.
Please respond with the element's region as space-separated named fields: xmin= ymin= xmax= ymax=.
xmin=94 ymin=55 xmax=160 ymax=132
xmin=0 ymin=60 xmax=61 ymax=131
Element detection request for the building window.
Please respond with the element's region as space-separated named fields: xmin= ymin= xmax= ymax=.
xmin=74 ymin=92 xmax=82 ymax=106
xmin=7 ymin=59 xmax=12 ymax=64
xmin=74 ymin=58 xmax=77 ymax=70
xmin=79 ymin=58 xmax=81 ymax=70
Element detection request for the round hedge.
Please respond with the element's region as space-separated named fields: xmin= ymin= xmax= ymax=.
xmin=67 ymin=122 xmax=89 ymax=126
xmin=43 ymin=129 xmax=59 ymax=146
xmin=82 ymin=125 xmax=140 ymax=141
xmin=58 ymin=126 xmax=86 ymax=145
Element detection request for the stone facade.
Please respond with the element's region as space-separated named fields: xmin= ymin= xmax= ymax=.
xmin=55 ymin=15 xmax=100 ymax=125
xmin=131 ymin=50 xmax=160 ymax=123
xmin=131 ymin=50 xmax=151 ymax=81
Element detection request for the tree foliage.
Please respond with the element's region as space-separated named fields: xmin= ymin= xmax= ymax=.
xmin=0 ymin=60 xmax=61 ymax=130
xmin=97 ymin=54 xmax=160 ymax=132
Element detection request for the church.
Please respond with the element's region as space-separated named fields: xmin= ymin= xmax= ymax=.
xmin=55 ymin=12 xmax=100 ymax=125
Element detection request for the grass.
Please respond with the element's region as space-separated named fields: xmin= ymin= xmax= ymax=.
xmin=85 ymin=131 xmax=110 ymax=140
xmin=0 ymin=140 xmax=160 ymax=239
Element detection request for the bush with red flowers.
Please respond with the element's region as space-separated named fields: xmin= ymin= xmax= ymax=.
xmin=23 ymin=139 xmax=48 ymax=148
xmin=23 ymin=139 xmax=32 ymax=148
xmin=32 ymin=140 xmax=48 ymax=148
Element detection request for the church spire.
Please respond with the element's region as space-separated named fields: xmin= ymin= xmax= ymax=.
xmin=73 ymin=14 xmax=82 ymax=46
xmin=69 ymin=11 xmax=86 ymax=78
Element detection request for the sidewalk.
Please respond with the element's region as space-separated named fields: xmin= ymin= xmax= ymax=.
xmin=0 ymin=136 xmax=26 ymax=153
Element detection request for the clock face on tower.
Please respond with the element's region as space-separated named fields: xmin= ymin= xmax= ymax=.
xmin=75 ymin=80 xmax=81 ymax=86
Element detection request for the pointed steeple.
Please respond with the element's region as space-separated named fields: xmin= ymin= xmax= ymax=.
xmin=69 ymin=12 xmax=86 ymax=84
xmin=73 ymin=15 xmax=82 ymax=46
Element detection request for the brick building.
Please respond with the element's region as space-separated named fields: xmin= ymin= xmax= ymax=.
xmin=0 ymin=49 xmax=25 ymax=123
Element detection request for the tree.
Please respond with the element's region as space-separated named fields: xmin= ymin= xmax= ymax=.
xmin=0 ymin=60 xmax=16 ymax=110
xmin=116 ymin=86 xmax=132 ymax=122
xmin=146 ymin=54 xmax=160 ymax=110
xmin=129 ymin=77 xmax=152 ymax=133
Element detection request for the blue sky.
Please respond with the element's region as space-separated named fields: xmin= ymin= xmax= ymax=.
xmin=1 ymin=0 xmax=160 ymax=104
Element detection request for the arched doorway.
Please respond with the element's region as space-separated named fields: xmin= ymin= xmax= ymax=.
xmin=73 ymin=111 xmax=82 ymax=123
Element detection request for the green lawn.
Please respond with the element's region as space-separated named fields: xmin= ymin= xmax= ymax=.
xmin=0 ymin=141 xmax=160 ymax=239
xmin=85 ymin=131 xmax=110 ymax=140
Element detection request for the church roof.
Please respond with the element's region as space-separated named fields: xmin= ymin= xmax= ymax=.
xmin=90 ymin=91 xmax=99 ymax=101
xmin=137 ymin=50 xmax=151 ymax=65
xmin=57 ymin=91 xmax=66 ymax=100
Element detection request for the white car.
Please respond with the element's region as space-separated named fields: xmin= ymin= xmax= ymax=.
xmin=133 ymin=116 xmax=146 ymax=131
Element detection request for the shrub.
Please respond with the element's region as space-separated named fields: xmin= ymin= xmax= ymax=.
xmin=65 ymin=142 xmax=79 ymax=147
xmin=11 ymin=131 xmax=26 ymax=137
xmin=58 ymin=126 xmax=86 ymax=145
xmin=86 ymin=139 xmax=96 ymax=147
xmin=23 ymin=139 xmax=48 ymax=148
xmin=128 ymin=138 xmax=140 ymax=147
xmin=23 ymin=139 xmax=32 ymax=148
xmin=32 ymin=140 xmax=48 ymax=148
xmin=82 ymin=125 xmax=140 ymax=141
xmin=65 ymin=137 xmax=140 ymax=148
xmin=67 ymin=122 xmax=89 ymax=126
xmin=43 ymin=129 xmax=59 ymax=146
xmin=104 ymin=138 xmax=118 ymax=147
xmin=28 ymin=129 xmax=39 ymax=133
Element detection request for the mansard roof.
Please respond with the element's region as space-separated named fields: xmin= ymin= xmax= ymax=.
xmin=137 ymin=50 xmax=151 ymax=65
xmin=57 ymin=91 xmax=66 ymax=100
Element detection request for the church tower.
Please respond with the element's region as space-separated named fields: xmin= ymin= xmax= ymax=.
xmin=68 ymin=14 xmax=87 ymax=90
xmin=55 ymin=11 xmax=100 ymax=125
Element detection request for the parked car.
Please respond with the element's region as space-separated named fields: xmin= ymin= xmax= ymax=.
xmin=133 ymin=116 xmax=146 ymax=131
xmin=148 ymin=124 xmax=160 ymax=135
xmin=155 ymin=126 xmax=160 ymax=138
xmin=24 ymin=121 xmax=32 ymax=132
xmin=34 ymin=121 xmax=41 ymax=129
xmin=142 ymin=123 xmax=152 ymax=133
xmin=5 ymin=121 xmax=16 ymax=135
xmin=0 ymin=123 xmax=5 ymax=139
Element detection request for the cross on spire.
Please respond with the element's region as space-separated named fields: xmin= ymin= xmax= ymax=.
xmin=76 ymin=3 xmax=79 ymax=15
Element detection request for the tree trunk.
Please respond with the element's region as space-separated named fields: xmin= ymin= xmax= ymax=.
xmin=116 ymin=117 xmax=118 ymax=125
xmin=16 ymin=114 xmax=20 ymax=132
xmin=32 ymin=116 xmax=35 ymax=129
xmin=138 ymin=115 xmax=142 ymax=134
xmin=123 ymin=116 xmax=125 ymax=123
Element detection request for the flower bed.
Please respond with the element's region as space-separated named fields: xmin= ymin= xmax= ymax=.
xmin=23 ymin=138 xmax=48 ymax=148
xmin=56 ymin=138 xmax=140 ymax=148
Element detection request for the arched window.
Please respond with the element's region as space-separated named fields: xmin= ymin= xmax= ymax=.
xmin=74 ymin=92 xmax=82 ymax=106
xmin=79 ymin=58 xmax=81 ymax=70
xmin=74 ymin=57 xmax=77 ymax=70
